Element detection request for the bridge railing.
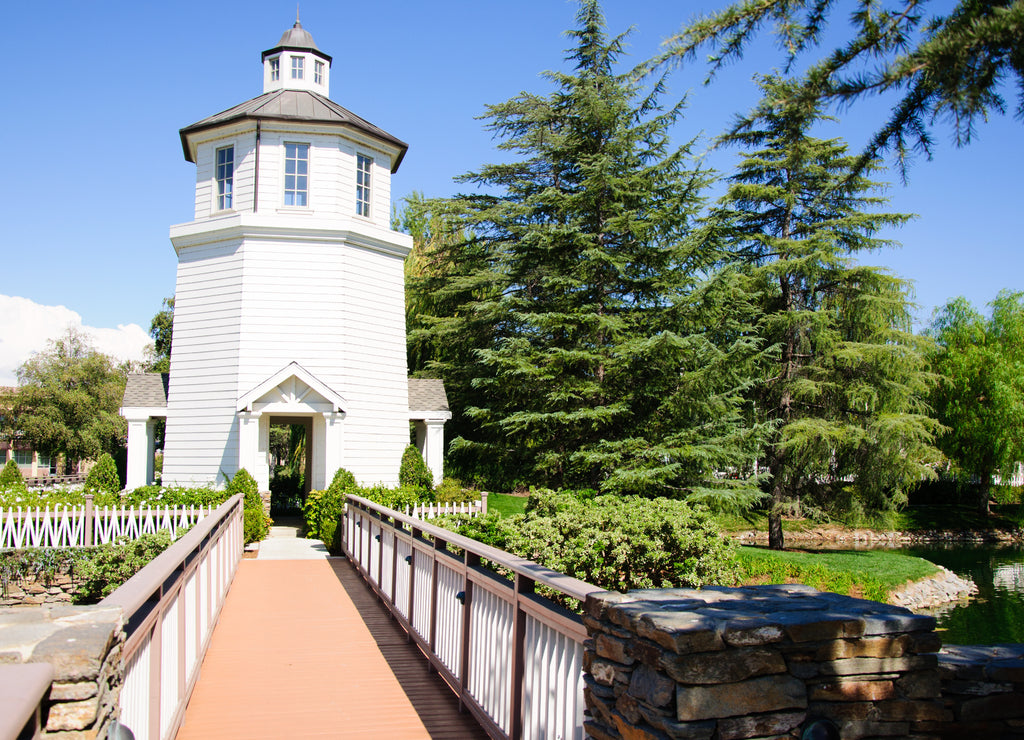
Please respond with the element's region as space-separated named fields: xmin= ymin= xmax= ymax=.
xmin=99 ymin=492 xmax=243 ymax=740
xmin=343 ymin=494 xmax=603 ymax=740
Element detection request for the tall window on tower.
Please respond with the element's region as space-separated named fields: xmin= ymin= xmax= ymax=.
xmin=216 ymin=146 xmax=234 ymax=210
xmin=270 ymin=57 xmax=280 ymax=81
xmin=284 ymin=143 xmax=309 ymax=206
xmin=291 ymin=56 xmax=304 ymax=79
xmin=315 ymin=60 xmax=324 ymax=85
xmin=356 ymin=154 xmax=372 ymax=217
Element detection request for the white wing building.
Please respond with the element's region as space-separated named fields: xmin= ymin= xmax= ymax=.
xmin=121 ymin=20 xmax=449 ymax=492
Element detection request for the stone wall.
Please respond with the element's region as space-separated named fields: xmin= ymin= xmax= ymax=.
xmin=938 ymin=644 xmax=1024 ymax=737
xmin=583 ymin=584 xmax=1024 ymax=739
xmin=2 ymin=572 xmax=77 ymax=607
xmin=0 ymin=604 xmax=124 ymax=739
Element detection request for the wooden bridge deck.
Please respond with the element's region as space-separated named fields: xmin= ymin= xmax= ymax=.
xmin=175 ymin=557 xmax=489 ymax=739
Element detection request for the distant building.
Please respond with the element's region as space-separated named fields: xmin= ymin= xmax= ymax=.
xmin=0 ymin=386 xmax=70 ymax=480
xmin=121 ymin=19 xmax=449 ymax=492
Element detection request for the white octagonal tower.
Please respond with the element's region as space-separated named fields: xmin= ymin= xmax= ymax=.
xmin=122 ymin=20 xmax=450 ymax=492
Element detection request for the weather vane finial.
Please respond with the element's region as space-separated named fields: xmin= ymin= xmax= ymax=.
xmin=296 ymin=4 xmax=301 ymax=25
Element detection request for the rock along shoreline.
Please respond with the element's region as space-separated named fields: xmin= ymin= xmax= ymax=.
xmin=731 ymin=528 xmax=1004 ymax=611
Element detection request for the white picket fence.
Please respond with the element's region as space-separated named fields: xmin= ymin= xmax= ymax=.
xmin=405 ymin=500 xmax=485 ymax=520
xmin=0 ymin=500 xmax=213 ymax=549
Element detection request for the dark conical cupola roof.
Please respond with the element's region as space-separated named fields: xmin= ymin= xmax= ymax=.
xmin=275 ymin=18 xmax=319 ymax=51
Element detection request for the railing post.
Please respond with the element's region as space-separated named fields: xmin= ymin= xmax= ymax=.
xmin=459 ymin=551 xmax=480 ymax=711
xmin=480 ymin=491 xmax=488 ymax=516
xmin=83 ymin=494 xmax=93 ymax=547
xmin=510 ymin=572 xmax=534 ymax=740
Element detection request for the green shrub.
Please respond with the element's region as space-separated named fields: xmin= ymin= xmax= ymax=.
xmin=228 ymin=468 xmax=270 ymax=544
xmin=399 ymin=445 xmax=434 ymax=491
xmin=0 ymin=459 xmax=26 ymax=493
xmin=303 ymin=468 xmax=359 ymax=551
xmin=357 ymin=484 xmax=423 ymax=512
xmin=126 ymin=485 xmax=227 ymax=508
xmin=73 ymin=531 xmax=174 ymax=603
xmin=445 ymin=490 xmax=738 ymax=593
xmin=84 ymin=453 xmax=121 ymax=495
xmin=433 ymin=478 xmax=480 ymax=504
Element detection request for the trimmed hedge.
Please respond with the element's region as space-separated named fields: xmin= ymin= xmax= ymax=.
xmin=399 ymin=445 xmax=434 ymax=491
xmin=0 ymin=459 xmax=26 ymax=493
xmin=229 ymin=468 xmax=270 ymax=544
xmin=83 ymin=453 xmax=121 ymax=495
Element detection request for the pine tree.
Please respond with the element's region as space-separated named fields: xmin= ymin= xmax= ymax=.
xmin=409 ymin=1 xmax=764 ymax=500
xmin=661 ymin=0 xmax=1024 ymax=176
xmin=710 ymin=76 xmax=943 ymax=549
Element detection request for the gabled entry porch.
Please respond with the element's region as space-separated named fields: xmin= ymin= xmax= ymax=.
xmin=236 ymin=362 xmax=346 ymax=492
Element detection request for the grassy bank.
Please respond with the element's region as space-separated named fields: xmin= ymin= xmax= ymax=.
xmin=737 ymin=546 xmax=940 ymax=602
xmin=717 ymin=503 xmax=1024 ymax=535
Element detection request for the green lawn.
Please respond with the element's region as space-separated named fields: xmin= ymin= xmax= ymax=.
xmin=486 ymin=492 xmax=528 ymax=517
xmin=736 ymin=546 xmax=939 ymax=602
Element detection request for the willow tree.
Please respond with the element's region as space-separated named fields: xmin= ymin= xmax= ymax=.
xmin=927 ymin=291 xmax=1024 ymax=514
xmin=409 ymin=1 xmax=765 ymax=501
xmin=710 ymin=77 xmax=943 ymax=548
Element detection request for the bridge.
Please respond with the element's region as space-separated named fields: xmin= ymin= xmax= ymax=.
xmin=5 ymin=494 xmax=1024 ymax=740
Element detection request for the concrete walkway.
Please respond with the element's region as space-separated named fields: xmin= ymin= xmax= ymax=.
xmin=256 ymin=520 xmax=331 ymax=560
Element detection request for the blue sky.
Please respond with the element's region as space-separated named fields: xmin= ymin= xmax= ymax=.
xmin=0 ymin=0 xmax=1020 ymax=383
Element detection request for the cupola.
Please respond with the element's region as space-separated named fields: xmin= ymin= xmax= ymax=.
xmin=261 ymin=14 xmax=331 ymax=96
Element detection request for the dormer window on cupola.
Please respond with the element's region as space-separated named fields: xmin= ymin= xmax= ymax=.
xmin=261 ymin=14 xmax=331 ymax=97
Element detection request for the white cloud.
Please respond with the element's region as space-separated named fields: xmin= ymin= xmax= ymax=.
xmin=0 ymin=295 xmax=152 ymax=386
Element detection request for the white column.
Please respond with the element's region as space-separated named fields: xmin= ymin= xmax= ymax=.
xmin=125 ymin=416 xmax=152 ymax=490
xmin=237 ymin=412 xmax=262 ymax=483
xmin=316 ymin=412 xmax=345 ymax=491
xmin=145 ymin=419 xmax=157 ymax=485
xmin=256 ymin=414 xmax=271 ymax=491
xmin=422 ymin=419 xmax=446 ymax=486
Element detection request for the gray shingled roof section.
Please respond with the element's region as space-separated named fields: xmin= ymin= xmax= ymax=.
xmin=180 ymin=89 xmax=408 ymax=171
xmin=122 ymin=373 xmax=169 ymax=408
xmin=408 ymin=378 xmax=449 ymax=413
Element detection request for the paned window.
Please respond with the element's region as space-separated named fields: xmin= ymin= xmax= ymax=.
xmin=291 ymin=56 xmax=304 ymax=79
xmin=270 ymin=58 xmax=280 ymax=81
xmin=13 ymin=450 xmax=32 ymax=466
xmin=356 ymin=154 xmax=372 ymax=217
xmin=216 ymin=146 xmax=234 ymax=210
xmin=315 ymin=60 xmax=324 ymax=84
xmin=284 ymin=143 xmax=309 ymax=206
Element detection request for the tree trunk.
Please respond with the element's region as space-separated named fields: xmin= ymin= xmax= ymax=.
xmin=768 ymin=450 xmax=786 ymax=550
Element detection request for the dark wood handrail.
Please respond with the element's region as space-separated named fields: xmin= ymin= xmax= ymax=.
xmin=100 ymin=493 xmax=242 ymax=619
xmin=346 ymin=493 xmax=599 ymax=603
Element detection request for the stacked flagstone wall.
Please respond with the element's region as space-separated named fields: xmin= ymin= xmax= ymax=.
xmin=583 ymin=584 xmax=1024 ymax=739
xmin=0 ymin=604 xmax=123 ymax=738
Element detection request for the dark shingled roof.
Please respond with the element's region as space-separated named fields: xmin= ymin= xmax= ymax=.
xmin=179 ymin=89 xmax=407 ymax=171
xmin=122 ymin=374 xmax=447 ymax=414
xmin=408 ymin=378 xmax=449 ymax=413
xmin=122 ymin=373 xmax=169 ymax=408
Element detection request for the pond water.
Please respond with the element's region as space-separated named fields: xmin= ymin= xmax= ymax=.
xmin=895 ymin=543 xmax=1024 ymax=645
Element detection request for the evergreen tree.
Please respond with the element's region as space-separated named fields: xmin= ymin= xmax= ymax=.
xmin=927 ymin=291 xmax=1024 ymax=514
xmin=710 ymin=77 xmax=943 ymax=549
xmin=661 ymin=0 xmax=1024 ymax=176
xmin=410 ymin=1 xmax=764 ymax=501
